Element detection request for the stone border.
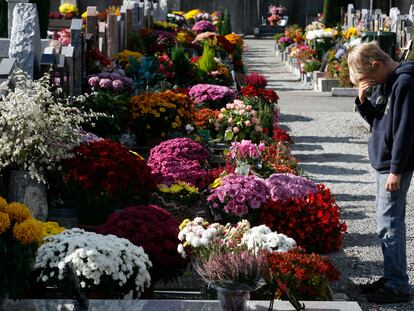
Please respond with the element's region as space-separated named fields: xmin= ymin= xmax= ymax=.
xmin=332 ymin=87 xmax=359 ymax=97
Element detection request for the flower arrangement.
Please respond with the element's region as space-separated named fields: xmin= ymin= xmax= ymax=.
xmin=114 ymin=50 xmax=143 ymax=70
xmin=0 ymin=69 xmax=102 ymax=183
xmin=244 ymin=72 xmax=268 ymax=89
xmin=265 ymin=173 xmax=317 ymax=202
xmin=267 ymin=5 xmax=286 ymax=25
xmin=267 ymin=247 xmax=340 ymax=300
xmin=193 ymin=108 xmax=220 ymax=131
xmin=35 ymin=228 xmax=152 ymax=298
xmin=192 ymin=20 xmax=216 ymax=34
xmin=189 ymin=84 xmax=235 ymax=109
xmin=129 ymin=91 xmax=194 ymax=137
xmin=284 ymin=25 xmax=304 ymax=43
xmin=259 ymin=184 xmax=347 ymax=253
xmin=0 ymin=198 xmax=45 ymax=299
xmin=240 ymin=86 xmax=279 ymax=105
xmin=59 ymin=3 xmax=78 ymax=17
xmin=167 ymin=13 xmax=186 ymax=27
xmin=88 ymin=72 xmax=134 ymax=92
xmin=51 ymin=29 xmax=71 ymax=46
xmin=195 ymin=12 xmax=211 ymax=21
xmin=263 ymin=141 xmax=299 ymax=175
xmin=157 ymin=182 xmax=200 ymax=206
xmin=278 ymin=36 xmax=294 ymax=49
xmin=153 ymin=20 xmax=178 ymax=32
xmin=225 ymin=33 xmax=244 ymax=48
xmin=207 ymin=174 xmax=270 ymax=218
xmin=214 ymin=100 xmax=263 ymax=142
xmin=157 ymin=53 xmax=176 ymax=82
xmin=97 ymin=205 xmax=187 ymax=283
xmin=64 ymin=140 xmax=157 ymax=225
xmin=177 ymin=218 xmax=296 ymax=259
xmin=148 ymin=138 xmax=211 ymax=190
xmin=343 ymin=27 xmax=358 ymax=40
xmin=184 ymin=9 xmax=202 ymax=21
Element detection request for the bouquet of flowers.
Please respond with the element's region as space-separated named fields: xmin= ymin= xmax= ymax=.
xmin=35 ymin=228 xmax=152 ymax=298
xmin=267 ymin=247 xmax=340 ymax=300
xmin=244 ymin=72 xmax=268 ymax=89
xmin=114 ymin=50 xmax=143 ymax=70
xmin=343 ymin=27 xmax=358 ymax=40
xmin=192 ymin=20 xmax=216 ymax=34
xmin=263 ymin=141 xmax=299 ymax=175
xmin=284 ymin=25 xmax=304 ymax=44
xmin=277 ymin=36 xmax=294 ymax=49
xmin=129 ymin=91 xmax=194 ymax=138
xmin=88 ymin=72 xmax=134 ymax=92
xmin=214 ymin=100 xmax=263 ymax=143
xmin=64 ymin=140 xmax=157 ymax=225
xmin=225 ymin=33 xmax=244 ymax=48
xmin=305 ymin=24 xmax=336 ymax=61
xmin=259 ymin=184 xmax=347 ymax=253
xmin=97 ymin=205 xmax=187 ymax=283
xmin=240 ymin=86 xmax=279 ymax=105
xmin=177 ymin=218 xmax=296 ymax=259
xmin=148 ymin=138 xmax=211 ymax=190
xmin=184 ymin=9 xmax=202 ymax=21
xmin=157 ymin=53 xmax=176 ymax=82
xmin=58 ymin=2 xmax=78 ymax=18
xmin=0 ymin=198 xmax=47 ymax=299
xmin=207 ymin=174 xmax=270 ymax=218
xmin=0 ymin=69 xmax=102 ymax=183
xmin=189 ymin=84 xmax=235 ymax=109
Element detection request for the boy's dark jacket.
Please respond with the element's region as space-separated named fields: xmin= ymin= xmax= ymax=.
xmin=356 ymin=61 xmax=414 ymax=174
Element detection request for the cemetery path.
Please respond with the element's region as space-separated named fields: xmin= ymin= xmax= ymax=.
xmin=244 ymin=38 xmax=414 ymax=311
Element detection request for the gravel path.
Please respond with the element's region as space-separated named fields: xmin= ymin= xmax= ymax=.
xmin=244 ymin=38 xmax=414 ymax=310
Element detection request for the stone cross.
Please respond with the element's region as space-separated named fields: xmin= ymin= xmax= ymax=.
xmin=70 ymin=19 xmax=83 ymax=96
xmin=8 ymin=2 xmax=41 ymax=79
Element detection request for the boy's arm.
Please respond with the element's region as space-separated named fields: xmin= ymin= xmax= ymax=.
xmin=355 ymin=97 xmax=376 ymax=127
xmin=390 ymin=80 xmax=414 ymax=174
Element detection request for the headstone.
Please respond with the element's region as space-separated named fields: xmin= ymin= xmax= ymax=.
xmin=120 ymin=6 xmax=126 ymax=51
xmin=44 ymin=47 xmax=56 ymax=55
xmin=70 ymin=19 xmax=83 ymax=96
xmin=409 ymin=5 xmax=414 ymax=22
xmin=8 ymin=3 xmax=41 ymax=79
xmin=125 ymin=8 xmax=133 ymax=49
xmin=60 ymin=0 xmax=77 ymax=5
xmin=86 ymin=6 xmax=97 ymax=43
xmin=98 ymin=22 xmax=107 ymax=55
xmin=61 ymin=45 xmax=74 ymax=97
xmin=0 ymin=58 xmax=16 ymax=80
xmin=107 ymin=14 xmax=119 ymax=59
xmin=6 ymin=0 xmax=29 ymax=38
xmin=347 ymin=4 xmax=355 ymax=27
xmin=390 ymin=7 xmax=401 ymax=33
xmin=124 ymin=0 xmax=141 ymax=31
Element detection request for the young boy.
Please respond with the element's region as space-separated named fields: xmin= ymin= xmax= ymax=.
xmin=347 ymin=41 xmax=414 ymax=303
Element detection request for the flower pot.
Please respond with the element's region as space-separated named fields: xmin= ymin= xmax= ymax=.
xmin=216 ymin=287 xmax=250 ymax=311
xmin=8 ymin=170 xmax=48 ymax=221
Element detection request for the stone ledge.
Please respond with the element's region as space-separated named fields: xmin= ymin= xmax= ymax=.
xmin=318 ymin=78 xmax=340 ymax=92
xmin=332 ymin=87 xmax=358 ymax=97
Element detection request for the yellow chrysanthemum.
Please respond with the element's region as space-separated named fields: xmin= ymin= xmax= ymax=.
xmin=59 ymin=3 xmax=78 ymax=15
xmin=184 ymin=9 xmax=202 ymax=20
xmin=172 ymin=11 xmax=185 ymax=16
xmin=40 ymin=221 xmax=65 ymax=240
xmin=6 ymin=202 xmax=32 ymax=223
xmin=179 ymin=219 xmax=190 ymax=231
xmin=81 ymin=11 xmax=87 ymax=19
xmin=13 ymin=219 xmax=44 ymax=245
xmin=225 ymin=33 xmax=244 ymax=47
xmin=0 ymin=212 xmax=11 ymax=234
xmin=0 ymin=197 xmax=7 ymax=213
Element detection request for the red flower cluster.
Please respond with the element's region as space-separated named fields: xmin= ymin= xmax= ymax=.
xmin=158 ymin=53 xmax=175 ymax=81
xmin=267 ymin=247 xmax=340 ymax=300
xmin=97 ymin=205 xmax=187 ymax=282
xmin=259 ymin=184 xmax=347 ymax=253
xmin=263 ymin=141 xmax=299 ymax=175
xmin=217 ymin=35 xmax=234 ymax=54
xmin=244 ymin=72 xmax=268 ymax=89
xmin=87 ymin=48 xmax=111 ymax=67
xmin=241 ymin=86 xmax=279 ymax=104
xmin=273 ymin=126 xmax=293 ymax=145
xmin=65 ymin=140 xmax=156 ymax=201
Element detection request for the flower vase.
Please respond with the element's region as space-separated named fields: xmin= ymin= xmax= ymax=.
xmin=216 ymin=287 xmax=250 ymax=311
xmin=8 ymin=170 xmax=48 ymax=221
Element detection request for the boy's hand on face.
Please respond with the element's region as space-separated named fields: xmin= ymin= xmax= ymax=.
xmin=386 ymin=173 xmax=401 ymax=192
xmin=358 ymin=78 xmax=376 ymax=103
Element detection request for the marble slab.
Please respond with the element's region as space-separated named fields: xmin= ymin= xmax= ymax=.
xmin=5 ymin=299 xmax=363 ymax=311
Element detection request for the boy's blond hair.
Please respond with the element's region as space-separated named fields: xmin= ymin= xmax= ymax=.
xmin=347 ymin=41 xmax=392 ymax=85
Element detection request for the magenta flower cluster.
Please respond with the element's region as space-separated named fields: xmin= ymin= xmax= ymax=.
xmin=87 ymin=72 xmax=134 ymax=92
xmin=266 ymin=173 xmax=318 ymax=202
xmin=192 ymin=20 xmax=216 ymax=34
xmin=208 ymin=174 xmax=270 ymax=217
xmin=148 ymin=138 xmax=211 ymax=190
xmin=189 ymin=84 xmax=235 ymax=108
xmin=228 ymin=140 xmax=266 ymax=161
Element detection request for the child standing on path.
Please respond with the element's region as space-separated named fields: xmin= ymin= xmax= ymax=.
xmin=348 ymin=41 xmax=414 ymax=304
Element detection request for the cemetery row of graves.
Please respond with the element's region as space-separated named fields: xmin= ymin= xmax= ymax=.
xmin=0 ymin=1 xmax=352 ymax=309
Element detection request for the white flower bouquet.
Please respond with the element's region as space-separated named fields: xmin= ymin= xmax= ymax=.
xmin=0 ymin=69 xmax=103 ymax=183
xmin=35 ymin=228 xmax=152 ymax=298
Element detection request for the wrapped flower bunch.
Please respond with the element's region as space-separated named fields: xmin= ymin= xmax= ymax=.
xmin=97 ymin=205 xmax=187 ymax=282
xmin=148 ymin=138 xmax=211 ymax=190
xmin=214 ymin=100 xmax=263 ymax=142
xmin=207 ymin=173 xmax=270 ymax=217
xmin=189 ymin=84 xmax=235 ymax=109
xmin=88 ymin=72 xmax=134 ymax=92
xmin=260 ymin=184 xmax=347 ymax=253
xmin=35 ymin=228 xmax=152 ymax=298
xmin=177 ymin=218 xmax=296 ymax=259
xmin=129 ymin=91 xmax=194 ymax=137
xmin=192 ymin=20 xmax=216 ymax=34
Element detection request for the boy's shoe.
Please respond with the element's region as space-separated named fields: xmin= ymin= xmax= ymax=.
xmin=366 ymin=287 xmax=411 ymax=304
xmin=359 ymin=277 xmax=387 ymax=295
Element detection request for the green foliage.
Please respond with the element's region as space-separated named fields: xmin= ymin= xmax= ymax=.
xmin=197 ymin=44 xmax=218 ymax=74
xmin=171 ymin=46 xmax=195 ymax=86
xmin=258 ymin=102 xmax=274 ymax=130
xmin=273 ymin=33 xmax=284 ymax=41
xmin=303 ymin=60 xmax=321 ymax=73
xmin=222 ymin=10 xmax=232 ymax=35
